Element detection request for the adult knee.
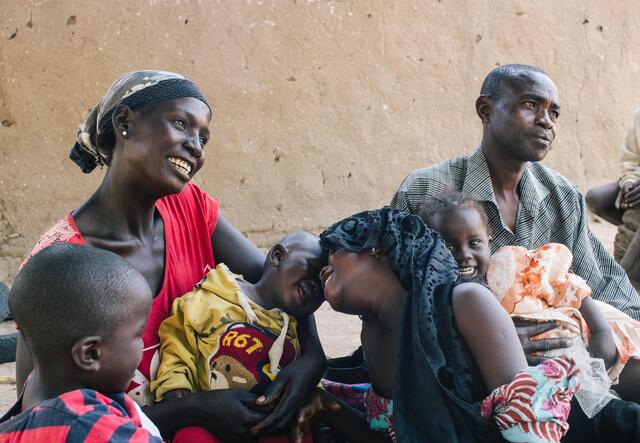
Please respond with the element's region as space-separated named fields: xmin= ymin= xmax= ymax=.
xmin=585 ymin=188 xmax=602 ymax=214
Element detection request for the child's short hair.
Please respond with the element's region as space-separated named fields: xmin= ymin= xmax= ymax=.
xmin=418 ymin=191 xmax=490 ymax=230
xmin=10 ymin=244 xmax=145 ymax=365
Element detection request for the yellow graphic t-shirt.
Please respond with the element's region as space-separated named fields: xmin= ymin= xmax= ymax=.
xmin=151 ymin=264 xmax=300 ymax=402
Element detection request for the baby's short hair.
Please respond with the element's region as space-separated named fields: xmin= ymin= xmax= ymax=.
xmin=10 ymin=244 xmax=146 ymax=365
xmin=418 ymin=191 xmax=490 ymax=231
xmin=278 ymin=231 xmax=319 ymax=248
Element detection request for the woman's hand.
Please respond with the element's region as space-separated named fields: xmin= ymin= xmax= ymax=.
xmin=292 ymin=388 xmax=341 ymax=443
xmin=188 ymin=389 xmax=270 ymax=441
xmin=249 ymin=354 xmax=324 ymax=435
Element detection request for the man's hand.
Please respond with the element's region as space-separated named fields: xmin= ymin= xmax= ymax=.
xmin=292 ymin=389 xmax=341 ymax=443
xmin=617 ymin=181 xmax=640 ymax=209
xmin=513 ymin=319 xmax=573 ymax=365
xmin=189 ymin=389 xmax=270 ymax=441
xmin=249 ymin=357 xmax=321 ymax=436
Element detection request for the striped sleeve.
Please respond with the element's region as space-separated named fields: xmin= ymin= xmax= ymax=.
xmin=66 ymin=409 xmax=163 ymax=442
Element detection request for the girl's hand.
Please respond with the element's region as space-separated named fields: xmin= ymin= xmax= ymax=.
xmin=292 ymin=389 xmax=341 ymax=443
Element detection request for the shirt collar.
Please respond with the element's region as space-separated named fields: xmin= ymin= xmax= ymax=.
xmin=461 ymin=146 xmax=550 ymax=215
xmin=518 ymin=163 xmax=550 ymax=216
xmin=461 ymin=146 xmax=496 ymax=203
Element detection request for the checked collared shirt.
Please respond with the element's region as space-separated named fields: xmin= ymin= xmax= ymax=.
xmin=391 ymin=147 xmax=640 ymax=321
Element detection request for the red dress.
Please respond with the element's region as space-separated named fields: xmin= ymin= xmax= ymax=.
xmin=24 ymin=183 xmax=218 ymax=407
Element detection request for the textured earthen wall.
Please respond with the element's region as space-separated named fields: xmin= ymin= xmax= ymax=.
xmin=1 ymin=0 xmax=639 ymax=282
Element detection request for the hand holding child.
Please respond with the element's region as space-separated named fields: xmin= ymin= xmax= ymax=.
xmin=292 ymin=388 xmax=341 ymax=443
xmin=513 ymin=319 xmax=573 ymax=365
xmin=189 ymin=389 xmax=270 ymax=440
xmin=250 ymin=352 xmax=325 ymax=435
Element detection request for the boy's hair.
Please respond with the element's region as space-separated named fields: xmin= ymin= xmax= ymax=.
xmin=418 ymin=191 xmax=490 ymax=231
xmin=10 ymin=244 xmax=143 ymax=365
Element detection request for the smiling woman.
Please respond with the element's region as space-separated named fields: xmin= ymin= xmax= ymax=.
xmin=15 ymin=70 xmax=326 ymax=441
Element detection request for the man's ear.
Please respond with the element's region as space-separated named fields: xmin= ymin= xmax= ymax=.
xmin=475 ymin=95 xmax=493 ymax=123
xmin=268 ymin=244 xmax=289 ymax=268
xmin=71 ymin=336 xmax=102 ymax=372
xmin=112 ymin=105 xmax=134 ymax=139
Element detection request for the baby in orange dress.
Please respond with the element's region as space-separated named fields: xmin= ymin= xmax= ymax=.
xmin=419 ymin=192 xmax=640 ymax=418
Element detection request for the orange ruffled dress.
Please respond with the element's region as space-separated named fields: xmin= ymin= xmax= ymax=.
xmin=487 ymin=243 xmax=640 ymax=417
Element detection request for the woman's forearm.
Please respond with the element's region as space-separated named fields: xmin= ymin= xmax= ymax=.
xmin=142 ymin=395 xmax=196 ymax=438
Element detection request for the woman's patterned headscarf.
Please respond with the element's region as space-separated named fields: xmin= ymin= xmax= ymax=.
xmin=320 ymin=207 xmax=502 ymax=442
xmin=70 ymin=70 xmax=210 ymax=173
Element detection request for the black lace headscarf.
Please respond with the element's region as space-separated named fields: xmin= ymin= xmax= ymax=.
xmin=320 ymin=207 xmax=503 ymax=443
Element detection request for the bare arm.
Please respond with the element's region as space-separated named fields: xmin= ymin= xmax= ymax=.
xmin=452 ymin=282 xmax=528 ymax=391
xmin=211 ymin=212 xmax=264 ymax=283
xmin=580 ymin=295 xmax=618 ymax=368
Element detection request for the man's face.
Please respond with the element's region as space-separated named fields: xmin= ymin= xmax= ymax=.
xmin=486 ymin=72 xmax=560 ymax=163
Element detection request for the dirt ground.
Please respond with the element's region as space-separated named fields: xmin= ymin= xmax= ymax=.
xmin=0 ymin=217 xmax=618 ymax=415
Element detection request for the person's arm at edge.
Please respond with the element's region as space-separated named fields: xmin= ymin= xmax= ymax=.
xmin=574 ymin=195 xmax=640 ymax=321
xmin=452 ymin=282 xmax=528 ymax=391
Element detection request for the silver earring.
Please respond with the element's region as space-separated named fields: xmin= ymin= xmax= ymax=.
xmin=122 ymin=130 xmax=128 ymax=136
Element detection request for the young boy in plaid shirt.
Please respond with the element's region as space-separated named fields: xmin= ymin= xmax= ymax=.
xmin=0 ymin=244 xmax=162 ymax=442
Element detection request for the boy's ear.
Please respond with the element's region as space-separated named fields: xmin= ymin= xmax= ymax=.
xmin=268 ymin=244 xmax=289 ymax=268
xmin=71 ymin=336 xmax=102 ymax=372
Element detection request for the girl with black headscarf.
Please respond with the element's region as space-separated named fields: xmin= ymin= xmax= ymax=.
xmin=293 ymin=207 xmax=578 ymax=443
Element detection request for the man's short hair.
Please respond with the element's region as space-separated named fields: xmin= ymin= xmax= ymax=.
xmin=480 ymin=64 xmax=548 ymax=100
xmin=10 ymin=244 xmax=144 ymax=365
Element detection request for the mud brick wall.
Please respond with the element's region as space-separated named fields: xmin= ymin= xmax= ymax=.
xmin=1 ymin=1 xmax=639 ymax=281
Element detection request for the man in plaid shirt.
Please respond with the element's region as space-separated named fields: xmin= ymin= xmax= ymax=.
xmin=392 ymin=64 xmax=640 ymax=363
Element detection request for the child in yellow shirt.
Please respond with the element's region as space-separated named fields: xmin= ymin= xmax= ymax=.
xmin=151 ymin=231 xmax=325 ymax=442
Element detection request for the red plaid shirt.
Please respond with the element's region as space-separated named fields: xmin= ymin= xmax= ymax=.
xmin=0 ymin=389 xmax=162 ymax=442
